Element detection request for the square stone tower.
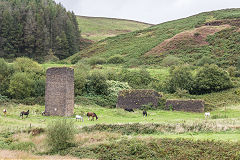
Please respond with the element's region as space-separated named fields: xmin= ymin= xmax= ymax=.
xmin=45 ymin=67 xmax=74 ymax=116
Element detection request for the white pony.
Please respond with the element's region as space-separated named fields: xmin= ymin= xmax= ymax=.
xmin=3 ymin=109 xmax=6 ymax=116
xmin=76 ymin=115 xmax=84 ymax=122
xmin=205 ymin=112 xmax=210 ymax=118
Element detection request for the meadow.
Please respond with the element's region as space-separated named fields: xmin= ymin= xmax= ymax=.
xmin=77 ymin=16 xmax=152 ymax=41
xmin=1 ymin=102 xmax=240 ymax=159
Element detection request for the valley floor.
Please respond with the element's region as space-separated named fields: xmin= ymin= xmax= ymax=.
xmin=1 ymin=104 xmax=240 ymax=159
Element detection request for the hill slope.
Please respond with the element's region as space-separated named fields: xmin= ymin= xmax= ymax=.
xmin=77 ymin=16 xmax=152 ymax=41
xmin=70 ymin=9 xmax=240 ymax=67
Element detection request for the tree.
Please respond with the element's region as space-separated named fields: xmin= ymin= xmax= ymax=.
xmin=192 ymin=64 xmax=233 ymax=94
xmin=8 ymin=72 xmax=35 ymax=99
xmin=0 ymin=0 xmax=81 ymax=61
xmin=166 ymin=65 xmax=194 ymax=93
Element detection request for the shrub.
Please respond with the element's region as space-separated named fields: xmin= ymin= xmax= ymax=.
xmin=87 ymin=95 xmax=117 ymax=107
xmin=107 ymin=55 xmax=125 ymax=64
xmin=8 ymin=72 xmax=35 ymax=99
xmin=192 ymin=64 xmax=233 ymax=94
xmin=13 ymin=57 xmax=44 ymax=75
xmin=86 ymin=57 xmax=106 ymax=65
xmin=196 ymin=56 xmax=214 ymax=66
xmin=86 ymin=71 xmax=108 ymax=95
xmin=119 ymin=68 xmax=152 ymax=88
xmin=105 ymin=69 xmax=119 ymax=81
xmin=46 ymin=119 xmax=75 ymax=152
xmin=33 ymin=78 xmax=46 ymax=97
xmin=44 ymin=49 xmax=59 ymax=62
xmin=227 ymin=66 xmax=237 ymax=77
xmin=0 ymin=58 xmax=10 ymax=81
xmin=161 ymin=55 xmax=182 ymax=67
xmin=74 ymin=62 xmax=90 ymax=96
xmin=166 ymin=65 xmax=194 ymax=93
xmin=0 ymin=58 xmax=13 ymax=97
xmin=106 ymin=80 xmax=131 ymax=97
xmin=237 ymin=56 xmax=240 ymax=70
xmin=0 ymin=94 xmax=9 ymax=104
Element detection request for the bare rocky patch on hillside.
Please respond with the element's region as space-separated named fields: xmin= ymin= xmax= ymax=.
xmin=145 ymin=25 xmax=230 ymax=56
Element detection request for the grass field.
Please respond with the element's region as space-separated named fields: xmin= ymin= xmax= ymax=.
xmin=1 ymin=103 xmax=240 ymax=159
xmin=1 ymin=104 xmax=240 ymax=137
xmin=77 ymin=16 xmax=152 ymax=41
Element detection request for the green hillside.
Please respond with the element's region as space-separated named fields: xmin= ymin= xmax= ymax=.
xmin=70 ymin=9 xmax=240 ymax=68
xmin=77 ymin=16 xmax=152 ymax=41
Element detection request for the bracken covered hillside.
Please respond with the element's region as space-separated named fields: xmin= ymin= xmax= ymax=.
xmin=69 ymin=9 xmax=240 ymax=68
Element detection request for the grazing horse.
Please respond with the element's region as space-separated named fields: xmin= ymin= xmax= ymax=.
xmin=87 ymin=112 xmax=98 ymax=121
xmin=76 ymin=115 xmax=84 ymax=122
xmin=124 ymin=108 xmax=134 ymax=112
xmin=3 ymin=109 xmax=7 ymax=117
xmin=20 ymin=110 xmax=29 ymax=119
xmin=143 ymin=110 xmax=147 ymax=117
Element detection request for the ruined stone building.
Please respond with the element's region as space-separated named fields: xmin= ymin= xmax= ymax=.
xmin=45 ymin=67 xmax=74 ymax=116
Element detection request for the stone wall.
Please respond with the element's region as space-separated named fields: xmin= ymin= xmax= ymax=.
xmin=116 ymin=89 xmax=162 ymax=109
xmin=45 ymin=67 xmax=74 ymax=116
xmin=165 ymin=99 xmax=204 ymax=112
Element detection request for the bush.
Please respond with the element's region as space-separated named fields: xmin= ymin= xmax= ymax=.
xmin=161 ymin=55 xmax=182 ymax=67
xmin=87 ymin=95 xmax=117 ymax=107
xmin=13 ymin=57 xmax=44 ymax=75
xmin=74 ymin=62 xmax=90 ymax=96
xmin=86 ymin=71 xmax=108 ymax=95
xmin=165 ymin=65 xmax=194 ymax=93
xmin=0 ymin=58 xmax=13 ymax=97
xmin=107 ymin=55 xmax=125 ymax=64
xmin=86 ymin=57 xmax=106 ymax=65
xmin=237 ymin=56 xmax=240 ymax=70
xmin=196 ymin=56 xmax=215 ymax=66
xmin=47 ymin=119 xmax=75 ymax=152
xmin=105 ymin=69 xmax=119 ymax=81
xmin=0 ymin=58 xmax=10 ymax=81
xmin=0 ymin=94 xmax=9 ymax=104
xmin=227 ymin=66 xmax=237 ymax=77
xmin=44 ymin=49 xmax=59 ymax=62
xmin=119 ymin=68 xmax=152 ymax=88
xmin=192 ymin=64 xmax=233 ymax=94
xmin=8 ymin=72 xmax=35 ymax=99
xmin=106 ymin=80 xmax=131 ymax=97
xmin=33 ymin=78 xmax=46 ymax=97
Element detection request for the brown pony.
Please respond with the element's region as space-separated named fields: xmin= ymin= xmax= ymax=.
xmin=87 ymin=112 xmax=98 ymax=121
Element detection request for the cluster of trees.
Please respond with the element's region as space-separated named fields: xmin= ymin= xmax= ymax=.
xmin=0 ymin=0 xmax=81 ymax=62
xmin=0 ymin=58 xmax=45 ymax=104
xmin=164 ymin=65 xmax=233 ymax=95
xmin=0 ymin=57 xmax=235 ymax=106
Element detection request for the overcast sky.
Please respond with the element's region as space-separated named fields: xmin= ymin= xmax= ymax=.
xmin=54 ymin=0 xmax=240 ymax=24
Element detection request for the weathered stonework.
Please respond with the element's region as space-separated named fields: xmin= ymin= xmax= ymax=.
xmin=165 ymin=99 xmax=204 ymax=112
xmin=116 ymin=89 xmax=162 ymax=109
xmin=45 ymin=67 xmax=74 ymax=116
